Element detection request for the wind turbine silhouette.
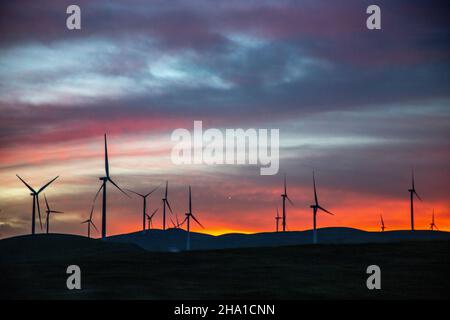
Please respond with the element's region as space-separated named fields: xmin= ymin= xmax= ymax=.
xmin=380 ymin=214 xmax=386 ymax=232
xmin=281 ymin=174 xmax=294 ymax=232
xmin=127 ymin=185 xmax=160 ymax=232
xmin=181 ymin=186 xmax=204 ymax=251
xmin=161 ymin=181 xmax=174 ymax=230
xmin=16 ymin=175 xmax=59 ymax=235
xmin=81 ymin=203 xmax=98 ymax=238
xmin=44 ymin=194 xmax=63 ymax=234
xmin=310 ymin=172 xmax=334 ymax=244
xmin=146 ymin=208 xmax=158 ymax=230
xmin=275 ymin=207 xmax=282 ymax=232
xmin=430 ymin=210 xmax=438 ymax=231
xmin=408 ymin=169 xmax=422 ymax=231
xmin=94 ymin=134 xmax=129 ymax=239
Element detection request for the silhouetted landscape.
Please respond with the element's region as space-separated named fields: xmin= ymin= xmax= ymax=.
xmin=108 ymin=227 xmax=450 ymax=251
xmin=1 ymin=232 xmax=449 ymax=299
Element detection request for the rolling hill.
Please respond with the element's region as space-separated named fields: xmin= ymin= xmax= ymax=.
xmin=0 ymin=233 xmax=449 ymax=299
xmin=107 ymin=227 xmax=450 ymax=251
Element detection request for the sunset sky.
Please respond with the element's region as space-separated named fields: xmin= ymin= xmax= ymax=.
xmin=0 ymin=0 xmax=449 ymax=239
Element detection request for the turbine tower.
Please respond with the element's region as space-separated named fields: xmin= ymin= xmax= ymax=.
xmin=181 ymin=186 xmax=204 ymax=251
xmin=161 ymin=181 xmax=174 ymax=230
xmin=81 ymin=203 xmax=98 ymax=238
xmin=280 ymin=174 xmax=294 ymax=232
xmin=127 ymin=185 xmax=160 ymax=232
xmin=408 ymin=169 xmax=422 ymax=231
xmin=146 ymin=208 xmax=158 ymax=230
xmin=380 ymin=214 xmax=386 ymax=232
xmin=16 ymin=175 xmax=59 ymax=235
xmin=275 ymin=207 xmax=281 ymax=232
xmin=310 ymin=171 xmax=334 ymax=244
xmin=430 ymin=210 xmax=438 ymax=231
xmin=94 ymin=134 xmax=129 ymax=239
xmin=44 ymin=194 xmax=63 ymax=234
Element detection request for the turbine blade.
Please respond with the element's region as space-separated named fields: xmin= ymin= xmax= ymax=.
xmin=286 ymin=196 xmax=294 ymax=206
xmin=150 ymin=208 xmax=158 ymax=219
xmin=37 ymin=176 xmax=59 ymax=194
xmin=188 ymin=186 xmax=192 ymax=213
xmin=169 ymin=216 xmax=176 ymax=228
xmin=91 ymin=220 xmax=99 ymax=233
xmin=414 ymin=191 xmax=422 ymax=201
xmin=166 ymin=200 xmax=174 ymax=215
xmin=191 ymin=214 xmax=205 ymax=229
xmin=44 ymin=194 xmax=50 ymax=211
xmin=81 ymin=220 xmax=90 ymax=224
xmin=36 ymin=194 xmax=43 ymax=230
xmin=284 ymin=174 xmax=287 ymax=194
xmin=104 ymin=134 xmax=110 ymax=178
xmin=89 ymin=203 xmax=95 ymax=220
xmin=313 ymin=171 xmax=318 ymax=206
xmin=318 ymin=205 xmax=334 ymax=215
xmin=16 ymin=175 xmax=36 ymax=193
xmin=179 ymin=216 xmax=188 ymax=227
xmin=126 ymin=189 xmax=145 ymax=198
xmin=108 ymin=178 xmax=130 ymax=198
xmin=93 ymin=184 xmax=103 ymax=203
xmin=51 ymin=210 xmax=63 ymax=214
xmin=145 ymin=183 xmax=162 ymax=197
xmin=165 ymin=181 xmax=168 ymax=198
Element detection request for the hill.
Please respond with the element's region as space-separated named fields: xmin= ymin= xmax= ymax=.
xmin=107 ymin=227 xmax=450 ymax=251
xmin=0 ymin=234 xmax=449 ymax=299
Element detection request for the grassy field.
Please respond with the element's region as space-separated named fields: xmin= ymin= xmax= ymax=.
xmin=1 ymin=234 xmax=449 ymax=299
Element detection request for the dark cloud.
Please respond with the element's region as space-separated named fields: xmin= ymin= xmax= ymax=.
xmin=0 ymin=1 xmax=449 ymax=238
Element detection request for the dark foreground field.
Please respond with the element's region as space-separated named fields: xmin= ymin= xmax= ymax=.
xmin=1 ymin=234 xmax=449 ymax=299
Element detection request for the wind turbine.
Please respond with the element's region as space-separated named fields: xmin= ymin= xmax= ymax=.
xmin=275 ymin=207 xmax=282 ymax=232
xmin=146 ymin=208 xmax=158 ymax=230
xmin=430 ymin=210 xmax=438 ymax=231
xmin=44 ymin=194 xmax=63 ymax=234
xmin=94 ymin=134 xmax=130 ymax=239
xmin=81 ymin=203 xmax=98 ymax=238
xmin=181 ymin=186 xmax=204 ymax=251
xmin=310 ymin=172 xmax=334 ymax=244
xmin=161 ymin=181 xmax=174 ymax=230
xmin=380 ymin=214 xmax=386 ymax=232
xmin=408 ymin=169 xmax=422 ymax=231
xmin=127 ymin=185 xmax=160 ymax=232
xmin=280 ymin=174 xmax=294 ymax=232
xmin=16 ymin=175 xmax=59 ymax=235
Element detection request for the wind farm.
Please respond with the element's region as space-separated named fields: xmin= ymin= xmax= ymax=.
xmin=0 ymin=0 xmax=449 ymax=302
xmin=5 ymin=134 xmax=448 ymax=251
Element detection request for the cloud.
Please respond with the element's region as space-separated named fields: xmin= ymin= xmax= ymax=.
xmin=0 ymin=0 xmax=449 ymax=238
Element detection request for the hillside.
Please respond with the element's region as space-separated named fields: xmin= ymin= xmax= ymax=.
xmin=107 ymin=227 xmax=450 ymax=251
xmin=0 ymin=234 xmax=449 ymax=299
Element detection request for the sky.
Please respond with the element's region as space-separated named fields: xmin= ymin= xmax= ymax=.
xmin=0 ymin=0 xmax=449 ymax=238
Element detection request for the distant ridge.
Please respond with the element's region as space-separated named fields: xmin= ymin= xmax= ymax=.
xmin=106 ymin=227 xmax=450 ymax=252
